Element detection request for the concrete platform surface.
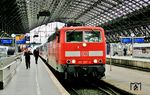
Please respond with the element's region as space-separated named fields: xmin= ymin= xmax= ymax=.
xmin=0 ymin=55 xmax=69 ymax=95
xmin=107 ymin=55 xmax=150 ymax=62
xmin=103 ymin=64 xmax=150 ymax=95
xmin=106 ymin=55 xmax=150 ymax=70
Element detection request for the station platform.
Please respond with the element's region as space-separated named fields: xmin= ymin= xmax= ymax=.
xmin=0 ymin=55 xmax=69 ymax=95
xmin=106 ymin=55 xmax=150 ymax=70
xmin=103 ymin=64 xmax=150 ymax=95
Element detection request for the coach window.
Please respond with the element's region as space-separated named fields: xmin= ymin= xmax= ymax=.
xmin=57 ymin=32 xmax=60 ymax=43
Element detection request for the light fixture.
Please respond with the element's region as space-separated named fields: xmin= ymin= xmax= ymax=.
xmin=72 ymin=59 xmax=76 ymax=64
xmin=83 ymin=43 xmax=87 ymax=47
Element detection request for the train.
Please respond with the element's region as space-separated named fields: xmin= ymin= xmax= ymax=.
xmin=39 ymin=26 xmax=106 ymax=79
xmin=133 ymin=43 xmax=150 ymax=58
xmin=0 ymin=46 xmax=15 ymax=58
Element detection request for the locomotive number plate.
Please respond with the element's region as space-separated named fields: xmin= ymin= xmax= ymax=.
xmin=81 ymin=51 xmax=89 ymax=56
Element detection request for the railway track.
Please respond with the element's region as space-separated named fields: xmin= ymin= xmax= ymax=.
xmin=90 ymin=80 xmax=120 ymax=95
xmin=71 ymin=87 xmax=116 ymax=95
xmin=40 ymin=56 xmax=132 ymax=95
xmin=55 ymin=74 xmax=132 ymax=95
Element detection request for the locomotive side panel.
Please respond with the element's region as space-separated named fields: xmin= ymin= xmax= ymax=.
xmin=47 ymin=31 xmax=65 ymax=72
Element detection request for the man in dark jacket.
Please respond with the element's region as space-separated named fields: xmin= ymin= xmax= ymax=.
xmin=123 ymin=48 xmax=127 ymax=56
xmin=33 ymin=49 xmax=39 ymax=64
xmin=24 ymin=49 xmax=32 ymax=69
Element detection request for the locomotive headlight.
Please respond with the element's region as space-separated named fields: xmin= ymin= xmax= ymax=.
xmin=93 ymin=59 xmax=98 ymax=63
xmin=82 ymin=43 xmax=87 ymax=47
xmin=72 ymin=59 xmax=76 ymax=64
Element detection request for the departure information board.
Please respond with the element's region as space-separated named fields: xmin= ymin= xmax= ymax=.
xmin=0 ymin=39 xmax=13 ymax=44
xmin=120 ymin=37 xmax=144 ymax=43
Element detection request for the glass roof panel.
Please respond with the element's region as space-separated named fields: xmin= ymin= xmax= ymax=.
xmin=13 ymin=0 xmax=150 ymax=32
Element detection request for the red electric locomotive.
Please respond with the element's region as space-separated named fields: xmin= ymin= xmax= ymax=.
xmin=47 ymin=26 xmax=106 ymax=79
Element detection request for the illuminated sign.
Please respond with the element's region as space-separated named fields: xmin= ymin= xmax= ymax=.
xmin=15 ymin=35 xmax=26 ymax=44
xmin=120 ymin=37 xmax=144 ymax=43
xmin=0 ymin=39 xmax=13 ymax=44
xmin=16 ymin=39 xmax=26 ymax=44
xmin=134 ymin=38 xmax=144 ymax=43
xmin=120 ymin=38 xmax=132 ymax=43
xmin=15 ymin=35 xmax=25 ymax=41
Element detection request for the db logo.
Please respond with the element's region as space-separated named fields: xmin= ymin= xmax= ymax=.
xmin=81 ymin=51 xmax=89 ymax=56
xmin=130 ymin=82 xmax=142 ymax=91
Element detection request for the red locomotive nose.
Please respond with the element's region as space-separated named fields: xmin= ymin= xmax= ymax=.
xmin=46 ymin=26 xmax=106 ymax=79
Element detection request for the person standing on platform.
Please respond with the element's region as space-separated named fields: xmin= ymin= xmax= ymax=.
xmin=33 ymin=49 xmax=39 ymax=64
xmin=123 ymin=48 xmax=127 ymax=56
xmin=24 ymin=48 xmax=32 ymax=69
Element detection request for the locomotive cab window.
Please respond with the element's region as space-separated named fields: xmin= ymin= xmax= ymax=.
xmin=66 ymin=30 xmax=102 ymax=42
xmin=66 ymin=31 xmax=83 ymax=42
xmin=84 ymin=31 xmax=102 ymax=42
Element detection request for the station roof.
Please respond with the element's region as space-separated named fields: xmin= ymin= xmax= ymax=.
xmin=0 ymin=0 xmax=150 ymax=42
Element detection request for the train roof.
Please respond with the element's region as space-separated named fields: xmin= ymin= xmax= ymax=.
xmin=60 ymin=26 xmax=104 ymax=31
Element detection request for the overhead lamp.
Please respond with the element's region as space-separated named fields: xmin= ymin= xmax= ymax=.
xmin=37 ymin=10 xmax=50 ymax=19
xmin=11 ymin=34 xmax=16 ymax=38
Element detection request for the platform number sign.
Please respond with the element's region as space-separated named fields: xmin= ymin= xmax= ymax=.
xmin=130 ymin=82 xmax=142 ymax=91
